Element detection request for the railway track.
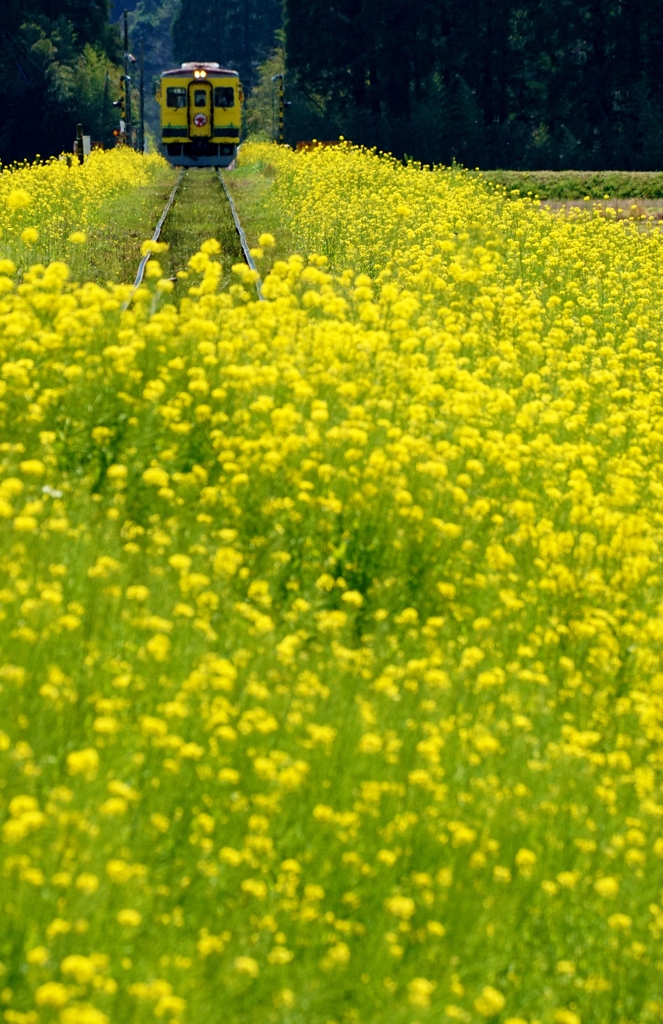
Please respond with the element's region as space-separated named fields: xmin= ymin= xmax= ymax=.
xmin=217 ymin=170 xmax=264 ymax=299
xmin=132 ymin=170 xmax=185 ymax=290
xmin=129 ymin=166 xmax=263 ymax=300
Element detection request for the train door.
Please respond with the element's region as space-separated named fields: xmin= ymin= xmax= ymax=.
xmin=188 ymin=81 xmax=212 ymax=138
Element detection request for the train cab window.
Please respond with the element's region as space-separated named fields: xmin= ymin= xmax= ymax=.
xmin=166 ymin=87 xmax=187 ymax=108
xmin=194 ymin=89 xmax=208 ymax=107
xmin=214 ymin=87 xmax=235 ymax=108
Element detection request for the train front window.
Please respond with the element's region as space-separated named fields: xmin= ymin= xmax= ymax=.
xmin=166 ymin=87 xmax=186 ymax=108
xmin=214 ymin=87 xmax=235 ymax=108
xmin=194 ymin=89 xmax=208 ymax=107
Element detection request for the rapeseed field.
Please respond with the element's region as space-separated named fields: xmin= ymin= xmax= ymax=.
xmin=1 ymin=140 xmax=663 ymax=1024
xmin=0 ymin=150 xmax=169 ymax=274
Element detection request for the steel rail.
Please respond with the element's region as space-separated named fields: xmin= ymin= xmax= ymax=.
xmin=217 ymin=169 xmax=265 ymax=301
xmin=129 ymin=168 xmax=185 ymax=294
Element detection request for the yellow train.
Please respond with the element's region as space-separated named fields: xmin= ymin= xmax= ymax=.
xmin=157 ymin=62 xmax=243 ymax=167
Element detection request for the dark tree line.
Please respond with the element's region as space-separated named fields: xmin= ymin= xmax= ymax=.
xmin=1 ymin=0 xmax=121 ymax=163
xmin=5 ymin=0 xmax=663 ymax=169
xmin=284 ymin=0 xmax=663 ymax=169
xmin=124 ymin=0 xmax=178 ymax=144
xmin=172 ymin=0 xmax=283 ymax=93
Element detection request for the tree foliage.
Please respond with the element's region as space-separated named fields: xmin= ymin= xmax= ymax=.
xmin=284 ymin=0 xmax=663 ymax=169
xmin=242 ymin=46 xmax=286 ymax=141
xmin=1 ymin=0 xmax=122 ymax=163
xmin=128 ymin=0 xmax=179 ymax=147
xmin=172 ymin=0 xmax=282 ymax=93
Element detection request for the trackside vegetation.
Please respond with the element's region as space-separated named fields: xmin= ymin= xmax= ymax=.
xmin=478 ymin=170 xmax=663 ymax=200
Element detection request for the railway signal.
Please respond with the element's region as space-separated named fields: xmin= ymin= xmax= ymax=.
xmin=112 ymin=89 xmax=126 ymax=143
xmin=111 ymin=12 xmax=137 ymax=147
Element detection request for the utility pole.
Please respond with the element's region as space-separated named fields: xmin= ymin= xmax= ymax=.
xmin=123 ymin=10 xmax=133 ymax=148
xmin=271 ymin=73 xmax=284 ymax=144
xmin=271 ymin=77 xmax=275 ymax=142
xmin=139 ymin=40 xmax=145 ymax=153
xmin=101 ymin=71 xmax=109 ymax=147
